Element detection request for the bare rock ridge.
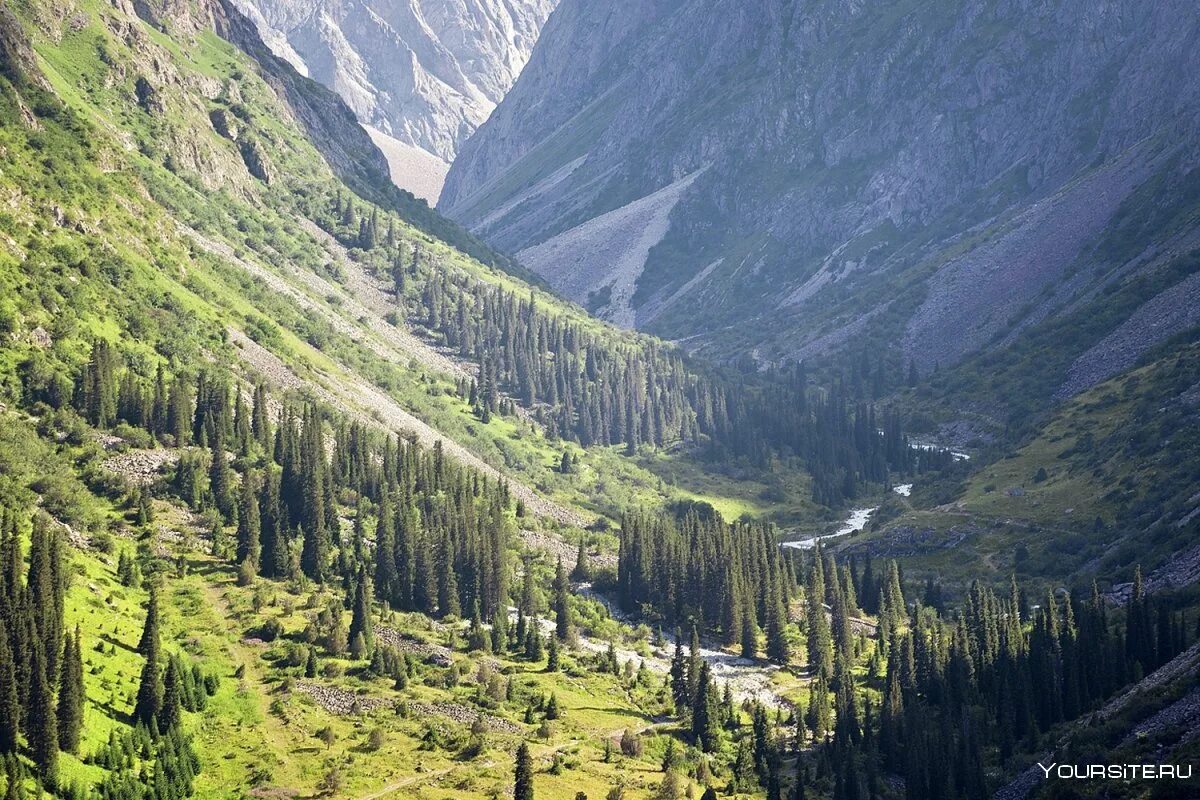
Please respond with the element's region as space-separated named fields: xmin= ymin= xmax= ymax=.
xmin=442 ymin=0 xmax=1200 ymax=381
xmin=212 ymin=0 xmax=521 ymax=274
xmin=230 ymin=0 xmax=557 ymax=200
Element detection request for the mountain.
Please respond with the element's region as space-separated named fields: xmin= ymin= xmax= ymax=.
xmin=4 ymin=0 xmax=1200 ymax=798
xmin=442 ymin=0 xmax=1200 ymax=379
xmin=231 ymin=0 xmax=557 ymax=200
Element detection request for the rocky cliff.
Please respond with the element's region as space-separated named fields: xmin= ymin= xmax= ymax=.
xmin=441 ymin=0 xmax=1200 ymax=385
xmin=231 ymin=0 xmax=556 ymax=199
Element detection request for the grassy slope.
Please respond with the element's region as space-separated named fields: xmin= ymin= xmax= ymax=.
xmin=849 ymin=338 xmax=1200 ymax=595
xmin=0 ymin=404 xmax=739 ymax=799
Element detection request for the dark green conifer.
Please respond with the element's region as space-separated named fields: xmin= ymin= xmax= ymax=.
xmin=552 ymin=557 xmax=571 ymax=641
xmin=514 ymin=741 xmax=534 ymax=800
xmin=348 ymin=567 xmax=375 ymax=655
xmin=235 ymin=471 xmax=261 ymax=568
xmin=0 ymin=618 xmax=18 ymax=755
xmin=27 ymin=645 xmax=58 ymax=786
xmin=56 ymin=628 xmax=83 ymax=754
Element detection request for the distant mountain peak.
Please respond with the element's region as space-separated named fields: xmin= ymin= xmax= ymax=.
xmin=231 ymin=0 xmax=557 ymax=201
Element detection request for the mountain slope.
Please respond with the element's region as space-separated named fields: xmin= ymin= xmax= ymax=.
xmin=232 ymin=0 xmax=557 ymax=200
xmin=441 ymin=0 xmax=1200 ymax=377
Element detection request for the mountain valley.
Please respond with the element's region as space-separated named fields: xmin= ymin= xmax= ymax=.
xmin=0 ymin=0 xmax=1197 ymax=798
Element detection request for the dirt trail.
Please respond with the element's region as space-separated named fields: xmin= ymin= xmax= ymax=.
xmin=352 ymin=767 xmax=454 ymax=800
xmin=228 ymin=328 xmax=586 ymax=527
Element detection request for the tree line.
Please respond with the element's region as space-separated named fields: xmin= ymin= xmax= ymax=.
xmin=624 ymin=523 xmax=1195 ymax=799
xmin=315 ymin=192 xmax=952 ymax=508
xmin=0 ymin=511 xmax=81 ymax=793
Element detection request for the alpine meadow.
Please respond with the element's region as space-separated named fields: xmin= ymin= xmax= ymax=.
xmin=0 ymin=1 xmax=1198 ymax=799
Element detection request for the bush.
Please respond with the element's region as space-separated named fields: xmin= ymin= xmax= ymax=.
xmin=254 ymin=618 xmax=282 ymax=642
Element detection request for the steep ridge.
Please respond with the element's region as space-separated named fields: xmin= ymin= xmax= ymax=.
xmin=231 ymin=0 xmax=557 ymax=199
xmin=210 ymin=0 xmax=523 ymax=272
xmin=442 ymin=0 xmax=1200 ymax=378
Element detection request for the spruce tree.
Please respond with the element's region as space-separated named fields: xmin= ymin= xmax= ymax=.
xmin=691 ymin=662 xmax=718 ymax=752
xmin=687 ymin=624 xmax=702 ymax=705
xmin=259 ymin=470 xmax=288 ymax=579
xmin=806 ymin=553 xmax=833 ymax=679
xmin=552 ymin=557 xmax=571 ymax=641
xmin=669 ymin=631 xmax=688 ymax=713
xmin=27 ymin=644 xmax=58 ymax=787
xmin=134 ymin=595 xmax=162 ymax=729
xmin=235 ymin=471 xmax=261 ymax=568
xmin=374 ymin=493 xmax=397 ymax=602
xmin=766 ymin=580 xmax=790 ymax=665
xmin=490 ymin=609 xmax=508 ymax=654
xmin=299 ymin=411 xmax=330 ymax=582
xmin=514 ymin=741 xmax=534 ymax=800
xmin=138 ymin=586 xmax=160 ymax=655
xmin=572 ymin=537 xmax=591 ymax=581
xmin=209 ymin=425 xmax=233 ymax=522
xmin=348 ymin=567 xmax=375 ymax=655
xmin=0 ymin=618 xmax=17 ymax=755
xmin=159 ymin=656 xmax=183 ymax=733
xmin=56 ymin=628 xmax=83 ymax=754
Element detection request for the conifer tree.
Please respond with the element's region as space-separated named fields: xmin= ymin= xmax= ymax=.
xmin=766 ymin=580 xmax=790 ymax=665
xmin=134 ymin=595 xmax=162 ymax=729
xmin=552 ymin=557 xmax=571 ymax=641
xmin=488 ymin=609 xmax=508 ymax=654
xmin=209 ymin=425 xmax=233 ymax=523
xmin=259 ymin=470 xmax=288 ymax=579
xmin=27 ymin=644 xmax=58 ymax=787
xmin=159 ymin=657 xmax=183 ymax=733
xmin=669 ymin=631 xmax=688 ymax=713
xmin=731 ymin=737 xmax=756 ymax=792
xmin=572 ymin=537 xmax=591 ymax=581
xmin=299 ymin=411 xmax=330 ymax=582
xmin=687 ymin=624 xmax=702 ymax=706
xmin=235 ymin=470 xmax=261 ymax=568
xmin=374 ymin=493 xmax=397 ymax=602
xmin=741 ymin=595 xmax=758 ymax=659
xmin=56 ymin=628 xmax=83 ymax=754
xmin=806 ymin=553 xmax=833 ymax=679
xmin=692 ymin=662 xmax=718 ymax=752
xmin=348 ymin=567 xmax=375 ymax=655
xmin=0 ymin=617 xmax=16 ymax=756
xmin=138 ymin=586 xmax=160 ymax=655
xmin=805 ymin=673 xmax=831 ymax=742
xmin=514 ymin=742 xmax=534 ymax=800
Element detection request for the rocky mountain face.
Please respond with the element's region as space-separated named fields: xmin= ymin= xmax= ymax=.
xmin=441 ymin=0 xmax=1200 ymax=395
xmin=231 ymin=0 xmax=556 ymax=200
